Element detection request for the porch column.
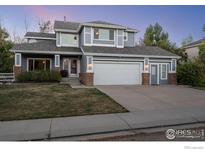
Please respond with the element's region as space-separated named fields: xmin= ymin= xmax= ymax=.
xmin=142 ymin=58 xmax=150 ymax=85
xmin=79 ymin=56 xmax=94 ymax=86
xmin=14 ymin=53 xmax=22 ymax=77
xmin=54 ymin=54 xmax=60 ymax=72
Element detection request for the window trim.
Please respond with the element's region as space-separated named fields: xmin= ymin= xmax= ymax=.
xmin=160 ymin=64 xmax=168 ymax=80
xmin=27 ymin=58 xmax=52 ymax=71
xmin=15 ymin=53 xmax=21 ymax=66
xmin=93 ymin=28 xmax=115 ymax=41
xmin=55 ymin=55 xmax=60 ymax=67
xmin=171 ymin=59 xmax=177 ymax=72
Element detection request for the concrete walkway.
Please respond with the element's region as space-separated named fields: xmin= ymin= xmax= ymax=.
xmin=0 ymin=106 xmax=205 ymax=141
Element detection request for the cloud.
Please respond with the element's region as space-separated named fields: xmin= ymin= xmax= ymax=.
xmin=25 ymin=6 xmax=57 ymax=22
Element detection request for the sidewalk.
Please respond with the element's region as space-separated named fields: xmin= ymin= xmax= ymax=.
xmin=0 ymin=106 xmax=205 ymax=141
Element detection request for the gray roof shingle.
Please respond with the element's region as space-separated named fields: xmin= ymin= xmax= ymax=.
xmin=54 ymin=20 xmax=138 ymax=32
xmin=85 ymin=21 xmax=125 ymax=27
xmin=54 ymin=21 xmax=80 ymax=31
xmin=82 ymin=46 xmax=178 ymax=57
xmin=12 ymin=40 xmax=81 ymax=53
xmin=184 ymin=38 xmax=205 ymax=48
xmin=11 ymin=41 xmax=178 ymax=58
xmin=25 ymin=32 xmax=56 ymax=38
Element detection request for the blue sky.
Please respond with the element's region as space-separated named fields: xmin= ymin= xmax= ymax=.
xmin=0 ymin=5 xmax=204 ymax=46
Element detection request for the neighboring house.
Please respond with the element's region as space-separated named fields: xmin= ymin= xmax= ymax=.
xmin=184 ymin=38 xmax=205 ymax=59
xmin=11 ymin=20 xmax=180 ymax=86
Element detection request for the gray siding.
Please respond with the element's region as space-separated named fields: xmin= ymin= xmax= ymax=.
xmin=80 ymin=55 xmax=87 ymax=73
xmin=149 ymin=60 xmax=171 ymax=85
xmin=117 ymin=30 xmax=124 ymax=47
xmin=21 ymin=54 xmax=81 ymax=72
xmin=159 ymin=63 xmax=169 ymax=85
xmin=93 ymin=39 xmax=114 ymax=45
xmin=84 ymin=27 xmax=92 ymax=45
xmin=124 ymin=32 xmax=135 ymax=47
xmin=79 ymin=28 xmax=84 ymax=46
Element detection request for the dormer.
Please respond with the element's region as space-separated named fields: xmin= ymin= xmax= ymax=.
xmin=80 ymin=21 xmax=138 ymax=48
xmin=25 ymin=32 xmax=56 ymax=43
xmin=54 ymin=21 xmax=81 ymax=47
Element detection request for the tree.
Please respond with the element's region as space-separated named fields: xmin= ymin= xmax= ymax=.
xmin=181 ymin=35 xmax=193 ymax=47
xmin=38 ymin=20 xmax=53 ymax=33
xmin=24 ymin=16 xmax=30 ymax=33
xmin=0 ymin=26 xmax=13 ymax=73
xmin=143 ymin=22 xmax=187 ymax=62
xmin=198 ymin=41 xmax=205 ymax=65
xmin=143 ymin=23 xmax=170 ymax=50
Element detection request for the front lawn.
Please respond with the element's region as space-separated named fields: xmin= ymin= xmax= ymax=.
xmin=0 ymin=84 xmax=127 ymax=121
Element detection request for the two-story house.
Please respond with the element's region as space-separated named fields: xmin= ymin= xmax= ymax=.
xmin=184 ymin=38 xmax=205 ymax=59
xmin=11 ymin=20 xmax=179 ymax=86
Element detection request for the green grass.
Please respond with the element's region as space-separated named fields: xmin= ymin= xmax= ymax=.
xmin=0 ymin=84 xmax=127 ymax=121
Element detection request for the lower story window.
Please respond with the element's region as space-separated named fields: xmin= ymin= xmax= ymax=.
xmin=161 ymin=64 xmax=167 ymax=80
xmin=28 ymin=59 xmax=51 ymax=71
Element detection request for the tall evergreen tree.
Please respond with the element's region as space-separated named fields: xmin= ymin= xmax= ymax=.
xmin=143 ymin=23 xmax=170 ymax=50
xmin=0 ymin=26 xmax=13 ymax=73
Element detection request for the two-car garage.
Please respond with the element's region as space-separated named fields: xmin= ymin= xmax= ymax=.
xmin=93 ymin=61 xmax=143 ymax=85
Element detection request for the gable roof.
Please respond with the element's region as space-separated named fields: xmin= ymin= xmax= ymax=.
xmin=25 ymin=32 xmax=56 ymax=39
xmin=54 ymin=20 xmax=138 ymax=32
xmin=183 ymin=37 xmax=205 ymax=48
xmin=85 ymin=21 xmax=125 ymax=28
xmin=11 ymin=40 xmax=81 ymax=55
xmin=54 ymin=21 xmax=81 ymax=32
xmin=82 ymin=46 xmax=179 ymax=58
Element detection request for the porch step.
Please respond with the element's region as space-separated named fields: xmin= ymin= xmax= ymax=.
xmin=61 ymin=78 xmax=82 ymax=86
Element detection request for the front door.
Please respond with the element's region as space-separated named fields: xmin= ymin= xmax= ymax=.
xmin=151 ymin=64 xmax=158 ymax=85
xmin=70 ymin=59 xmax=77 ymax=77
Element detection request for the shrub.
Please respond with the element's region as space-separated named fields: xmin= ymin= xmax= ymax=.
xmin=177 ymin=61 xmax=204 ymax=86
xmin=16 ymin=70 xmax=61 ymax=82
xmin=50 ymin=70 xmax=61 ymax=82
xmin=60 ymin=70 xmax=68 ymax=77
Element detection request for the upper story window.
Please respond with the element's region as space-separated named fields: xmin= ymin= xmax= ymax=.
xmin=93 ymin=28 xmax=114 ymax=41
xmin=60 ymin=33 xmax=78 ymax=47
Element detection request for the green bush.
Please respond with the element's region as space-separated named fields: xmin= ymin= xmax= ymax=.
xmin=16 ymin=70 xmax=61 ymax=82
xmin=177 ymin=61 xmax=204 ymax=86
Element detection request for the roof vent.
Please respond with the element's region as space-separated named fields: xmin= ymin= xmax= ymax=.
xmin=64 ymin=16 xmax=66 ymax=22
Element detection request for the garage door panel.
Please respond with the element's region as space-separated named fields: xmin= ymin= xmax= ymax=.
xmin=94 ymin=62 xmax=142 ymax=85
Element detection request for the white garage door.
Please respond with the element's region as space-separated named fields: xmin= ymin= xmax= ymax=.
xmin=93 ymin=61 xmax=142 ymax=85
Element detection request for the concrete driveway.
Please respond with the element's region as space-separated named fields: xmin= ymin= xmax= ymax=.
xmin=97 ymin=85 xmax=205 ymax=112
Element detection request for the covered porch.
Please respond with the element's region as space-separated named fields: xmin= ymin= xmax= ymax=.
xmin=13 ymin=53 xmax=81 ymax=78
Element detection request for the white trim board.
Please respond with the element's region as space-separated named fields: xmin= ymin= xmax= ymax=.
xmin=25 ymin=36 xmax=56 ymax=40
xmin=84 ymin=52 xmax=180 ymax=59
xmin=11 ymin=50 xmax=82 ymax=55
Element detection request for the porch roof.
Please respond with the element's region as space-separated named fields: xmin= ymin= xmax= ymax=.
xmin=11 ymin=40 xmax=82 ymax=55
xmin=82 ymin=46 xmax=180 ymax=58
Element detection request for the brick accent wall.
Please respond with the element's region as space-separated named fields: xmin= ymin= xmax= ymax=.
xmin=13 ymin=66 xmax=22 ymax=77
xmin=168 ymin=73 xmax=177 ymax=85
xmin=142 ymin=73 xmax=150 ymax=85
xmin=79 ymin=73 xmax=94 ymax=86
